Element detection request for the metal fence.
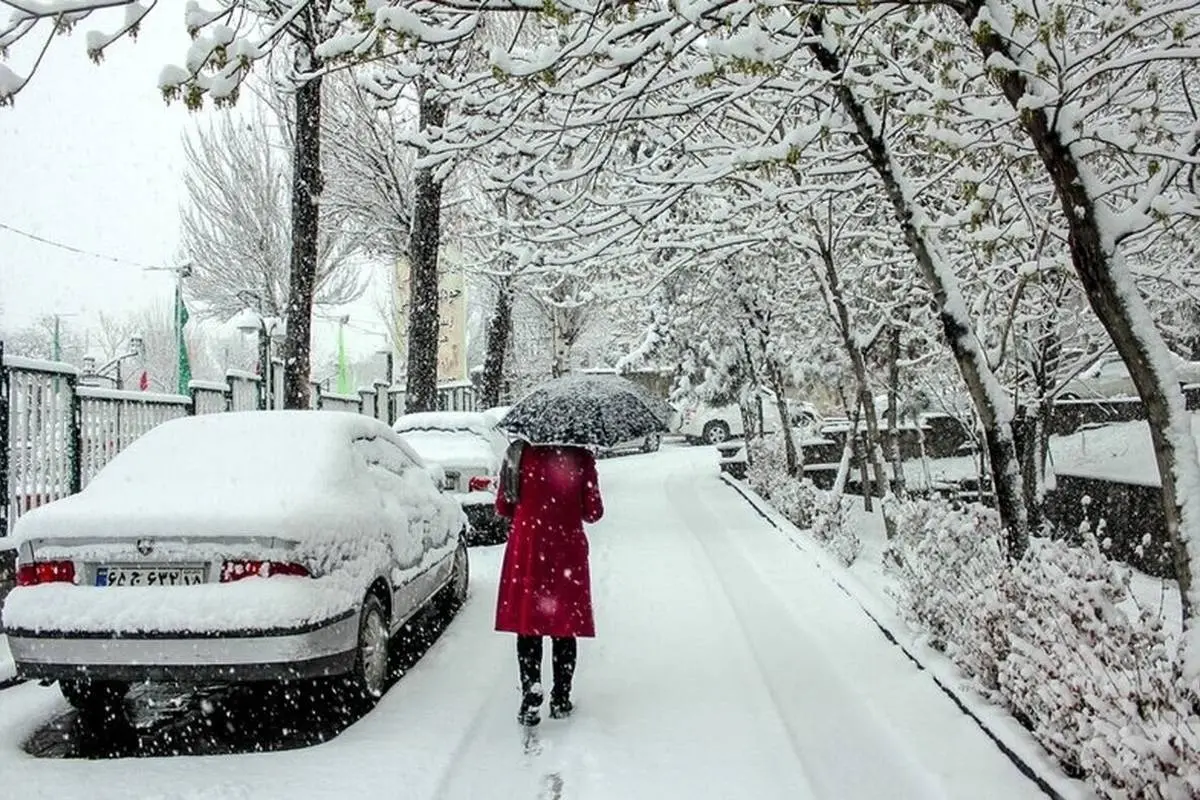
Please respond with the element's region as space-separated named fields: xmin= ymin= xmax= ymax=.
xmin=1 ymin=341 xmax=479 ymax=534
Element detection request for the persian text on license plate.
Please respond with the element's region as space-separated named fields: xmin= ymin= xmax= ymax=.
xmin=96 ymin=566 xmax=207 ymax=587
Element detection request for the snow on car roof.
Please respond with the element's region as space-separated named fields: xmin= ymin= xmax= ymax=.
xmin=10 ymin=411 xmax=427 ymax=544
xmin=93 ymin=410 xmax=393 ymax=485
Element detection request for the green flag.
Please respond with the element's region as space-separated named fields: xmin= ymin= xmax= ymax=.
xmin=176 ymin=284 xmax=191 ymax=395
xmin=336 ymin=322 xmax=352 ymax=395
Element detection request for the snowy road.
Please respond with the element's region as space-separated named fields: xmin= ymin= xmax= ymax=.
xmin=0 ymin=446 xmax=1045 ymax=799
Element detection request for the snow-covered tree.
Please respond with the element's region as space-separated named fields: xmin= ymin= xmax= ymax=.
xmin=179 ymin=85 xmax=365 ymax=323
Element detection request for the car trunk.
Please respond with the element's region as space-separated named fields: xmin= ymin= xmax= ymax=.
xmin=17 ymin=534 xmax=304 ymax=589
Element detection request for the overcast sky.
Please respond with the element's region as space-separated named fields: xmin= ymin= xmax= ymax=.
xmin=0 ymin=7 xmax=388 ymax=366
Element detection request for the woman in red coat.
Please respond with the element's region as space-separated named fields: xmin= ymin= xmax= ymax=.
xmin=495 ymin=441 xmax=604 ymax=726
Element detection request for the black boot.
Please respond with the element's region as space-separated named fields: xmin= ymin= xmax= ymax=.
xmin=549 ymin=691 xmax=573 ymax=720
xmin=519 ymin=684 xmax=544 ymax=726
xmin=516 ymin=636 xmax=544 ymax=726
xmin=549 ymin=637 xmax=577 ymax=719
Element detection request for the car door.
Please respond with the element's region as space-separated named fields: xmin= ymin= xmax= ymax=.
xmin=351 ymin=436 xmax=432 ymax=631
xmin=375 ymin=437 xmax=457 ymax=614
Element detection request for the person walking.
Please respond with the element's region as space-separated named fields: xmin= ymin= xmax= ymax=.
xmin=495 ymin=440 xmax=604 ymax=726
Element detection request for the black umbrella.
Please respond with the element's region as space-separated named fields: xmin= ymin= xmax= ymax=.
xmin=497 ymin=374 xmax=671 ymax=448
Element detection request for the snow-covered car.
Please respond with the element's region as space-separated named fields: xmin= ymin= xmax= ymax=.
xmin=1059 ymin=353 xmax=1200 ymax=400
xmin=677 ymin=389 xmax=820 ymax=445
xmin=3 ymin=411 xmax=469 ymax=716
xmin=394 ymin=411 xmax=511 ymax=545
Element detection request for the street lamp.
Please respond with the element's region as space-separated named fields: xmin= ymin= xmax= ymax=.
xmin=234 ymin=308 xmax=284 ymax=409
xmin=82 ymin=336 xmax=143 ymax=389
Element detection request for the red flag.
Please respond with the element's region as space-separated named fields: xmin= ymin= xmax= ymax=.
xmin=139 ymin=370 xmax=150 ymax=391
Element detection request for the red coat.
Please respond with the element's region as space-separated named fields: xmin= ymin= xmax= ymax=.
xmin=495 ymin=445 xmax=604 ymax=638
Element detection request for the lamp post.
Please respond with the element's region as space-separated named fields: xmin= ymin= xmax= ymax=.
xmin=233 ymin=307 xmax=284 ymax=409
xmin=82 ymin=336 xmax=143 ymax=389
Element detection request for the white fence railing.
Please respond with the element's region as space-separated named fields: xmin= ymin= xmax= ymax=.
xmin=1 ymin=342 xmax=478 ymax=533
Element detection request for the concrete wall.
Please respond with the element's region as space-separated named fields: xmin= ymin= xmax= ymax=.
xmin=1046 ymin=474 xmax=1174 ymax=578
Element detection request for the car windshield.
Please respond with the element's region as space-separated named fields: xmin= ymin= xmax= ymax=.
xmin=396 ymin=429 xmax=496 ymax=465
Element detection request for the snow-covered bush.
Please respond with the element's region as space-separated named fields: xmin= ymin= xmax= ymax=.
xmin=746 ymin=435 xmax=860 ymax=565
xmin=887 ymin=497 xmax=1200 ymax=797
xmin=1000 ymin=532 xmax=1200 ymax=797
xmin=884 ymin=499 xmax=1010 ymax=692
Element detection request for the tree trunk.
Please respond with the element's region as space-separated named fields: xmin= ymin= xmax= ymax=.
xmin=480 ymin=279 xmax=513 ymax=408
xmin=812 ymin=239 xmax=895 ymax=532
xmin=404 ymin=85 xmax=447 ymax=414
xmin=281 ymin=69 xmax=322 ymax=410
xmin=767 ymin=360 xmax=801 ymax=477
xmin=832 ymin=394 xmax=863 ymax=501
xmin=886 ymin=325 xmax=906 ymax=496
xmin=551 ymin=309 xmax=570 ymax=378
xmin=807 ymin=18 xmax=1028 ymax=557
xmin=958 ymin=1 xmax=1196 ymax=616
xmin=1012 ymin=402 xmax=1050 ymax=533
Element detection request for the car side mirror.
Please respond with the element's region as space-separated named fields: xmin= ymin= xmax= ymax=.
xmin=425 ymin=465 xmax=446 ymax=488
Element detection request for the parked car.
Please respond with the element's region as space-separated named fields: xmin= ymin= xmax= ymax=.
xmin=394 ymin=411 xmax=511 ymax=544
xmin=598 ymin=430 xmax=664 ymax=457
xmin=677 ymin=389 xmax=820 ymax=445
xmin=2 ymin=411 xmax=469 ymax=716
xmin=1059 ymin=353 xmax=1200 ymax=400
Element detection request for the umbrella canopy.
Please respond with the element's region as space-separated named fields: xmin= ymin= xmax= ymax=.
xmin=497 ymin=374 xmax=670 ymax=448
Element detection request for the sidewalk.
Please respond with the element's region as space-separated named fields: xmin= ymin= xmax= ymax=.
xmin=720 ymin=474 xmax=1088 ymax=800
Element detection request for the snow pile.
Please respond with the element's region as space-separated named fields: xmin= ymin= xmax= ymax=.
xmin=746 ymin=436 xmax=860 ymax=566
xmin=885 ymin=498 xmax=1200 ymax=798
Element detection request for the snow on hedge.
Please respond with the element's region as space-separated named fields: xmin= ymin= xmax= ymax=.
xmin=745 ymin=435 xmax=859 ymax=566
xmin=884 ymin=499 xmax=1200 ymax=798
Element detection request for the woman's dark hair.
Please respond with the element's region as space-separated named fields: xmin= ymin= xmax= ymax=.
xmin=500 ymin=440 xmax=526 ymax=504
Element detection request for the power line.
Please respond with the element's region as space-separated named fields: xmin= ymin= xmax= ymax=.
xmin=0 ymin=221 xmax=159 ymax=270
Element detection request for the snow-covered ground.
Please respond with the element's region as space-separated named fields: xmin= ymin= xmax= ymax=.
xmin=1047 ymin=413 xmax=1200 ymax=487
xmin=0 ymin=446 xmax=1050 ymax=799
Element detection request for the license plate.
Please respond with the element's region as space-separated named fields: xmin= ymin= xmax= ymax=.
xmin=95 ymin=565 xmax=207 ymax=587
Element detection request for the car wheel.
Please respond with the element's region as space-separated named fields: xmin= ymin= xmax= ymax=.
xmin=643 ymin=433 xmax=662 ymax=453
xmin=346 ymin=593 xmax=390 ymax=706
xmin=446 ymin=541 xmax=470 ymax=612
xmin=702 ymin=421 xmax=731 ymax=445
xmin=60 ymin=679 xmax=129 ymax=719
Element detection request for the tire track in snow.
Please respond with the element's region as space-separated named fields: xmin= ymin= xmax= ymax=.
xmin=668 ymin=463 xmax=1046 ymax=799
xmin=587 ymin=453 xmax=822 ymax=800
xmin=657 ymin=474 xmax=907 ymax=800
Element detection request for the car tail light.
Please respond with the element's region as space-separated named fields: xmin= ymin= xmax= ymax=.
xmin=468 ymin=475 xmax=495 ymax=492
xmin=16 ymin=560 xmax=76 ymax=586
xmin=220 ymin=560 xmax=310 ymax=582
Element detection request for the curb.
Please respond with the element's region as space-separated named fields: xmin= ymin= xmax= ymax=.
xmin=720 ymin=473 xmax=1080 ymax=800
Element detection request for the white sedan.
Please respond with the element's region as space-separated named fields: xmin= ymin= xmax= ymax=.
xmin=3 ymin=411 xmax=468 ymax=716
xmin=394 ymin=411 xmax=511 ymax=545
